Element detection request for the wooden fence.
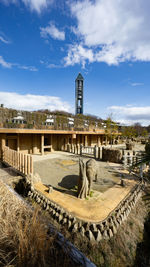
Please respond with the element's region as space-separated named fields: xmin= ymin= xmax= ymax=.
xmin=2 ymin=146 xmax=33 ymax=176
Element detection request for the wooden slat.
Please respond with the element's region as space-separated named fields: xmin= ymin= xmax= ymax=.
xmin=2 ymin=146 xmax=33 ymax=176
xmin=27 ymin=155 xmax=30 ymax=175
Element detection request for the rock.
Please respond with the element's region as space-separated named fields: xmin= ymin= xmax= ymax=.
xmin=108 ymin=228 xmax=113 ymax=238
xmin=95 ymin=230 xmax=102 ymax=242
xmin=80 ymin=226 xmax=85 ymax=237
xmin=85 ymin=230 xmax=95 ymax=241
xmin=103 ymin=230 xmax=109 ymax=240
xmin=72 ymin=223 xmax=78 ymax=232
xmin=111 ymin=223 xmax=117 ymax=234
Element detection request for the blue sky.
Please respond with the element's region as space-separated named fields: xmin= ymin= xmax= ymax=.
xmin=0 ymin=0 xmax=150 ymax=125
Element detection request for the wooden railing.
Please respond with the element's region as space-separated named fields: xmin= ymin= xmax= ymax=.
xmin=2 ymin=146 xmax=33 ymax=176
xmin=80 ymin=145 xmax=96 ymax=157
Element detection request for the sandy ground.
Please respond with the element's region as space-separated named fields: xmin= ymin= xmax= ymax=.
xmin=33 ymin=152 xmax=123 ymax=193
xmin=35 ymin=178 xmax=136 ymax=222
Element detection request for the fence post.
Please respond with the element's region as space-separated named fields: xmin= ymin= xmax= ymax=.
xmin=27 ymin=155 xmax=30 ymax=175
xmin=80 ymin=145 xmax=83 ymax=155
xmin=98 ymin=147 xmax=101 ymax=160
xmin=21 ymin=154 xmax=25 ymax=173
xmin=30 ymin=156 xmax=33 ymax=175
xmin=94 ymin=145 xmax=97 ymax=159
xmin=24 ymin=154 xmax=27 ymax=175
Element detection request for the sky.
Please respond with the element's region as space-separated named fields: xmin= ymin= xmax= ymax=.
xmin=0 ymin=0 xmax=150 ymax=125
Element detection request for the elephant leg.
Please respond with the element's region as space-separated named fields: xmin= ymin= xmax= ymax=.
xmin=95 ymin=173 xmax=98 ymax=182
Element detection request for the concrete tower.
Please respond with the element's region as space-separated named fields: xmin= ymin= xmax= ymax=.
xmin=75 ymin=73 xmax=84 ymax=114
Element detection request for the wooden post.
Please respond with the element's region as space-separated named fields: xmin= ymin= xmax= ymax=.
xmin=14 ymin=151 xmax=16 ymax=169
xmin=22 ymin=153 xmax=24 ymax=173
xmin=85 ymin=135 xmax=88 ymax=146
xmin=17 ymin=134 xmax=20 ymax=152
xmin=32 ymin=134 xmax=38 ymax=154
xmin=82 ymin=135 xmax=84 ymax=146
xmin=24 ymin=154 xmax=27 ymax=175
xmin=30 ymin=156 xmax=33 ymax=175
xmin=27 ymin=155 xmax=30 ymax=175
xmin=98 ymin=147 xmax=101 ymax=160
xmin=94 ymin=145 xmax=97 ymax=159
xmin=19 ymin=153 xmax=21 ymax=172
xmin=105 ymin=136 xmax=108 ymax=146
xmin=13 ymin=150 xmax=15 ymax=168
xmin=41 ymin=134 xmax=44 ymax=155
xmin=98 ymin=136 xmax=101 ymax=147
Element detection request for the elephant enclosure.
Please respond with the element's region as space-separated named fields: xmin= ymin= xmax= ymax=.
xmin=32 ymin=152 xmax=137 ymax=222
xmin=33 ymin=152 xmax=124 ymax=194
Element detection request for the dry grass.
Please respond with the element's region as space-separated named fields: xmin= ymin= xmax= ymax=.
xmin=0 ymin=180 xmax=76 ymax=267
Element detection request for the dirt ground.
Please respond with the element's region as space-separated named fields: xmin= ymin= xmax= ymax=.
xmin=33 ymin=152 xmax=123 ymax=193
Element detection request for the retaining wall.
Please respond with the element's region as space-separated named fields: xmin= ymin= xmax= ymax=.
xmin=27 ymin=181 xmax=143 ymax=242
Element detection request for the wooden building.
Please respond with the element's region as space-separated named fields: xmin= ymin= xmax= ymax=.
xmin=0 ymin=128 xmax=110 ymax=159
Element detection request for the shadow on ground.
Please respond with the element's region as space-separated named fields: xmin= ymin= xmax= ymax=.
xmin=58 ymin=175 xmax=79 ymax=189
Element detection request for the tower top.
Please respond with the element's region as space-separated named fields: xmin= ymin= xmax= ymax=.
xmin=76 ymin=73 xmax=84 ymax=81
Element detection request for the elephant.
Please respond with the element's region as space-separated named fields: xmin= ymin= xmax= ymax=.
xmin=78 ymin=158 xmax=88 ymax=199
xmin=86 ymin=159 xmax=98 ymax=195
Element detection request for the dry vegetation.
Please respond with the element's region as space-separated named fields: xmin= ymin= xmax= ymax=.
xmin=68 ymin=197 xmax=149 ymax=267
xmin=0 ymin=174 xmax=150 ymax=267
xmin=0 ymin=180 xmax=77 ymax=267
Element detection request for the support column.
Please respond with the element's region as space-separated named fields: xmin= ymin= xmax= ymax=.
xmin=41 ymin=134 xmax=44 ymax=155
xmin=32 ymin=134 xmax=37 ymax=154
xmin=85 ymin=135 xmax=88 ymax=146
xmin=90 ymin=135 xmax=93 ymax=147
xmin=51 ymin=135 xmax=53 ymax=151
xmin=98 ymin=136 xmax=101 ymax=147
xmin=1 ymin=134 xmax=6 ymax=148
xmin=101 ymin=135 xmax=104 ymax=146
xmin=0 ymin=134 xmax=6 ymax=160
xmin=105 ymin=136 xmax=108 ymax=146
xmin=76 ymin=135 xmax=79 ymax=145
xmin=82 ymin=135 xmax=84 ymax=146
xmin=17 ymin=134 xmax=20 ymax=152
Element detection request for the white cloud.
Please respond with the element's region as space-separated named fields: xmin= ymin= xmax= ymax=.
xmin=108 ymin=105 xmax=150 ymax=126
xmin=0 ymin=36 xmax=10 ymax=44
xmin=0 ymin=56 xmax=12 ymax=68
xmin=17 ymin=65 xmax=38 ymax=71
xmin=0 ymin=92 xmax=71 ymax=112
xmin=66 ymin=0 xmax=150 ymax=66
xmin=40 ymin=22 xmax=65 ymax=41
xmin=131 ymin=82 xmax=144 ymax=87
xmin=1 ymin=0 xmax=53 ymax=13
xmin=22 ymin=0 xmax=53 ymax=13
xmin=0 ymin=55 xmax=38 ymax=71
xmin=64 ymin=44 xmax=94 ymax=68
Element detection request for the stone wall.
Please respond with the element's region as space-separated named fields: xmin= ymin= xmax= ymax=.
xmin=27 ymin=181 xmax=143 ymax=242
